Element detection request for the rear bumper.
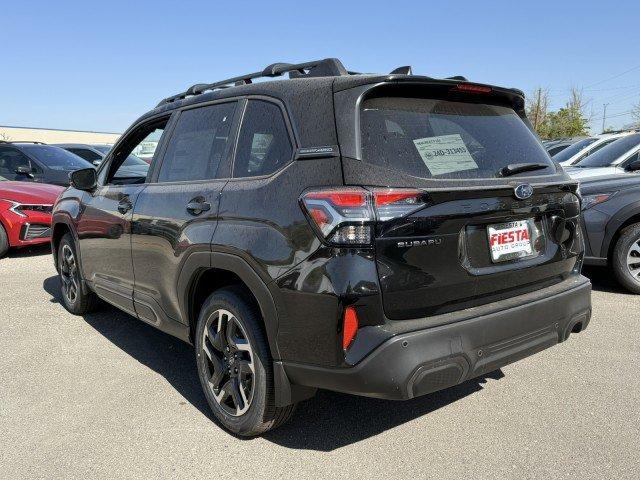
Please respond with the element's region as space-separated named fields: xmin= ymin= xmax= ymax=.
xmin=283 ymin=275 xmax=591 ymax=400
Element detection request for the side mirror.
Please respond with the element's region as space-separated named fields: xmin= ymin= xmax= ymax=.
xmin=92 ymin=160 xmax=101 ymax=167
xmin=15 ymin=165 xmax=34 ymax=177
xmin=70 ymin=168 xmax=97 ymax=191
xmin=625 ymin=158 xmax=640 ymax=172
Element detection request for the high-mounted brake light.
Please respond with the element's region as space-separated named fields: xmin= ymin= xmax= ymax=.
xmin=300 ymin=187 xmax=427 ymax=245
xmin=342 ymin=306 xmax=359 ymax=350
xmin=453 ymin=83 xmax=492 ymax=94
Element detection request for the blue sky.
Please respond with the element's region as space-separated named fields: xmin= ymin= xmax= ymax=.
xmin=2 ymin=0 xmax=639 ymax=134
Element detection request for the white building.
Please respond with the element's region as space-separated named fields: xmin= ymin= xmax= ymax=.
xmin=0 ymin=125 xmax=121 ymax=145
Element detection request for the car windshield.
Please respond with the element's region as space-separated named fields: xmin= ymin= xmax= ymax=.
xmin=20 ymin=145 xmax=89 ymax=170
xmin=92 ymin=145 xmax=147 ymax=167
xmin=92 ymin=145 xmax=112 ymax=154
xmin=360 ymin=96 xmax=555 ymax=180
xmin=552 ymin=137 xmax=597 ymax=162
xmin=575 ymin=134 xmax=640 ymax=168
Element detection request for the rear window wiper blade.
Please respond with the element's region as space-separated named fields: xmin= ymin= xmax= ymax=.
xmin=499 ymin=163 xmax=550 ymax=177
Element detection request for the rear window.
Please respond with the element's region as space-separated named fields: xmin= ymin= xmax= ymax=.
xmin=360 ymin=97 xmax=555 ymax=180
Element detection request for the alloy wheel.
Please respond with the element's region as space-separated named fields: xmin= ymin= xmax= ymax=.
xmin=60 ymin=244 xmax=79 ymax=304
xmin=626 ymin=238 xmax=640 ymax=282
xmin=201 ymin=309 xmax=255 ymax=416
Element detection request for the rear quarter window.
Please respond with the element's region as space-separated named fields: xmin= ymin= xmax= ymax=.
xmin=360 ymin=97 xmax=555 ymax=180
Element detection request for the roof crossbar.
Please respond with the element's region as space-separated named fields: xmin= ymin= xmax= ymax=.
xmin=157 ymin=58 xmax=348 ymax=107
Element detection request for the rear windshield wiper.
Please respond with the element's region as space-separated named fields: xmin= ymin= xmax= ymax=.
xmin=499 ymin=163 xmax=550 ymax=177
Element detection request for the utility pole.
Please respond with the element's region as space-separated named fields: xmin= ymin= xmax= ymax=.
xmin=602 ymin=103 xmax=609 ymax=133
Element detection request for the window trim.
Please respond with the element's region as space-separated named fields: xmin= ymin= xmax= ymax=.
xmin=148 ymin=98 xmax=243 ymax=186
xmin=97 ymin=112 xmax=175 ymax=187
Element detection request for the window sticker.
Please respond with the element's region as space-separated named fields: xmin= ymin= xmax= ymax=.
xmin=412 ymin=134 xmax=479 ymax=175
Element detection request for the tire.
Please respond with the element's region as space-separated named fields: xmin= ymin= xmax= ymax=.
xmin=0 ymin=223 xmax=8 ymax=258
xmin=57 ymin=233 xmax=100 ymax=314
xmin=195 ymin=286 xmax=295 ymax=436
xmin=612 ymin=223 xmax=640 ymax=294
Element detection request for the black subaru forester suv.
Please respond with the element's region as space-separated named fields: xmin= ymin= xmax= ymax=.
xmin=51 ymin=59 xmax=591 ymax=436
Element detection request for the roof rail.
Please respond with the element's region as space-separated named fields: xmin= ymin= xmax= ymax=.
xmin=0 ymin=140 xmax=47 ymax=145
xmin=157 ymin=58 xmax=349 ymax=107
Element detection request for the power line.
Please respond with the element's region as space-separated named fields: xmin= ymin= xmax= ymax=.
xmin=584 ymin=83 xmax=640 ymax=93
xmin=585 ymin=64 xmax=640 ymax=88
xmin=591 ymin=110 xmax=634 ymax=122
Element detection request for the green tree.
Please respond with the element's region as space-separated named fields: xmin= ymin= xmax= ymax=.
xmin=534 ymin=87 xmax=590 ymax=139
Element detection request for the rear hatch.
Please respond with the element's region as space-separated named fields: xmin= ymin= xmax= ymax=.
xmin=340 ymin=82 xmax=582 ymax=319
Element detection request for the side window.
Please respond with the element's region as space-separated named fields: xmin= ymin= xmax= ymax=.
xmin=588 ymin=138 xmax=616 ymax=156
xmin=69 ymin=148 xmax=101 ymax=163
xmin=233 ymin=100 xmax=293 ymax=178
xmin=0 ymin=147 xmax=31 ymax=174
xmin=106 ymin=118 xmax=168 ymax=185
xmin=623 ymin=151 xmax=640 ymax=168
xmin=158 ymin=102 xmax=237 ymax=183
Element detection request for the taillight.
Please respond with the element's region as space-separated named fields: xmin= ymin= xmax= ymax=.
xmin=300 ymin=187 xmax=426 ymax=245
xmin=342 ymin=306 xmax=359 ymax=350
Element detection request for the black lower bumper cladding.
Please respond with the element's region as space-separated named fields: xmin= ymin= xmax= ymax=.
xmin=283 ymin=275 xmax=591 ymax=400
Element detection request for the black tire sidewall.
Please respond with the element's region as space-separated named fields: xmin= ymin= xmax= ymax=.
xmin=195 ymin=288 xmax=271 ymax=436
xmin=612 ymin=224 xmax=640 ymax=294
xmin=0 ymin=223 xmax=8 ymax=258
xmin=58 ymin=234 xmax=83 ymax=313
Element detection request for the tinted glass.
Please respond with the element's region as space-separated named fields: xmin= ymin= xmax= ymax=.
xmin=576 ymin=134 xmax=640 ymax=168
xmin=20 ymin=145 xmax=88 ymax=170
xmin=0 ymin=147 xmax=31 ymax=173
xmin=68 ymin=148 xmax=102 ymax=162
xmin=158 ymin=102 xmax=236 ymax=182
xmin=552 ymin=137 xmax=597 ymax=163
xmin=360 ymin=97 xmax=555 ymax=179
xmin=233 ymin=100 xmax=293 ymax=178
xmin=92 ymin=145 xmax=112 ymax=154
xmin=548 ymin=144 xmax=570 ymax=156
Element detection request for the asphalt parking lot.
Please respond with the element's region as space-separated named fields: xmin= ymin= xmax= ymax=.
xmin=1 ymin=247 xmax=639 ymax=479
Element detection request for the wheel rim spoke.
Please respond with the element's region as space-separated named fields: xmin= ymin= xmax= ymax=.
xmin=60 ymin=245 xmax=78 ymax=304
xmin=627 ymin=240 xmax=640 ymax=277
xmin=201 ymin=308 xmax=254 ymax=417
xmin=229 ymin=378 xmax=245 ymax=414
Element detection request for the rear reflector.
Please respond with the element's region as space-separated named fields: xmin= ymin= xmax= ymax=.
xmin=342 ymin=306 xmax=359 ymax=350
xmin=300 ymin=187 xmax=427 ymax=245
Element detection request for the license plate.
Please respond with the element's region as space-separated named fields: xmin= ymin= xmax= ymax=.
xmin=487 ymin=220 xmax=535 ymax=263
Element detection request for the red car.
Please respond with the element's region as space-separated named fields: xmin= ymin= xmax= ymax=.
xmin=0 ymin=177 xmax=64 ymax=257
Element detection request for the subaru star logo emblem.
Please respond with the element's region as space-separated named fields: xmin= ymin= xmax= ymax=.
xmin=514 ymin=184 xmax=533 ymax=200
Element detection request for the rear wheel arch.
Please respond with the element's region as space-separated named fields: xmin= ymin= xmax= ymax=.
xmin=605 ymin=211 xmax=640 ymax=261
xmin=179 ymin=252 xmax=282 ymax=360
xmin=52 ymin=222 xmax=72 ymax=271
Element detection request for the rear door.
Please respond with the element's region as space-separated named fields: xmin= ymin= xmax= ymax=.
xmin=340 ymin=88 xmax=582 ymax=319
xmin=131 ymin=100 xmax=240 ymax=326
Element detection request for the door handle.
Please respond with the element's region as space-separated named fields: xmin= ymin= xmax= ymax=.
xmin=117 ymin=198 xmax=133 ymax=214
xmin=186 ymin=199 xmax=211 ymax=216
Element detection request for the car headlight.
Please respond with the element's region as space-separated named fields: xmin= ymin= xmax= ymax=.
xmin=581 ymin=192 xmax=616 ymax=211
xmin=0 ymin=199 xmax=53 ymax=217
